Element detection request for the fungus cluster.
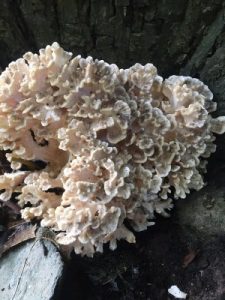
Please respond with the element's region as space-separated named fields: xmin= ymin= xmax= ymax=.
xmin=0 ymin=43 xmax=224 ymax=256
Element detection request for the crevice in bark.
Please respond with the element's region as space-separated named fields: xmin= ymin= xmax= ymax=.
xmin=53 ymin=0 xmax=61 ymax=44
xmin=7 ymin=0 xmax=38 ymax=53
xmin=181 ymin=3 xmax=225 ymax=75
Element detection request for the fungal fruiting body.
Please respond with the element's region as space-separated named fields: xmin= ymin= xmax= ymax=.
xmin=0 ymin=43 xmax=224 ymax=256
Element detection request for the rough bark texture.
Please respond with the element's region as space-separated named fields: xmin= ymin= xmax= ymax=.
xmin=0 ymin=0 xmax=225 ymax=112
xmin=1 ymin=0 xmax=225 ymax=120
xmin=1 ymin=1 xmax=225 ymax=299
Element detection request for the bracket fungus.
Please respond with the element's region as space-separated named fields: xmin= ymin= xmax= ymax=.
xmin=0 ymin=42 xmax=224 ymax=256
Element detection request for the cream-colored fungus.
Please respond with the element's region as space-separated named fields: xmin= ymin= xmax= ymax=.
xmin=0 ymin=43 xmax=224 ymax=256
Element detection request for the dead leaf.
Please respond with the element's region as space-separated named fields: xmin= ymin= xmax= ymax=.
xmin=182 ymin=249 xmax=200 ymax=268
xmin=0 ymin=222 xmax=37 ymax=257
xmin=7 ymin=219 xmax=28 ymax=230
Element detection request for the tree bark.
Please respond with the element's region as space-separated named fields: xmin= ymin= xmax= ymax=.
xmin=1 ymin=0 xmax=225 ymax=110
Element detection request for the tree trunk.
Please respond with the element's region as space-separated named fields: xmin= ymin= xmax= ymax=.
xmin=1 ymin=0 xmax=225 ymax=111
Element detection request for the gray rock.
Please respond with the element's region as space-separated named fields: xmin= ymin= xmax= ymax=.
xmin=0 ymin=240 xmax=64 ymax=300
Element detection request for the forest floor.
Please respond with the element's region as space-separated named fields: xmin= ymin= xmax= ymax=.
xmin=60 ymin=214 xmax=225 ymax=300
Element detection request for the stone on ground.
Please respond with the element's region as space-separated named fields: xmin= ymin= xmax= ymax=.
xmin=0 ymin=240 xmax=63 ymax=300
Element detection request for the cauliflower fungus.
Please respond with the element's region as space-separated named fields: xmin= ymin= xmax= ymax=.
xmin=0 ymin=42 xmax=224 ymax=256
